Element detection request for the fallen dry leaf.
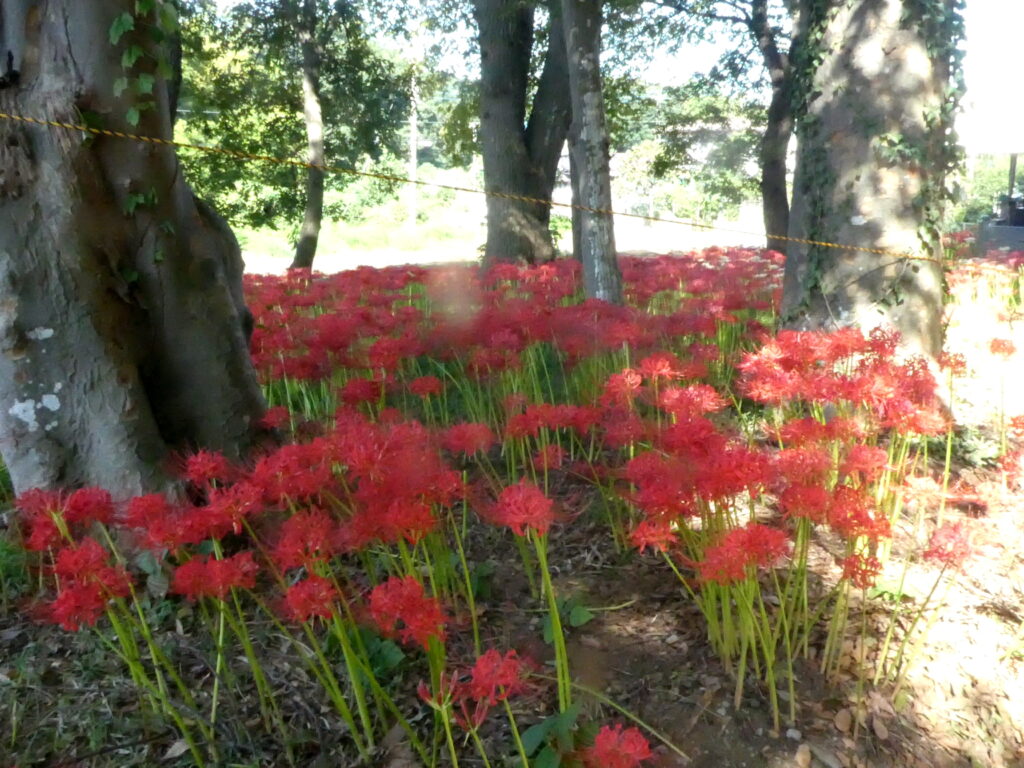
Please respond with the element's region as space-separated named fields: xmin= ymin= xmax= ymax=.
xmin=835 ymin=708 xmax=853 ymax=733
xmin=795 ymin=743 xmax=812 ymax=767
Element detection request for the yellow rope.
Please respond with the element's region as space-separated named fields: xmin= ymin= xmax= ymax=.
xmin=0 ymin=109 xmax=996 ymax=272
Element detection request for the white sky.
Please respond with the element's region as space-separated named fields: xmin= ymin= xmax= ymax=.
xmin=960 ymin=1 xmax=1023 ymax=154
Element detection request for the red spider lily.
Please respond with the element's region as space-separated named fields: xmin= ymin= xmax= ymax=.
xmin=828 ymin=485 xmax=891 ymax=542
xmin=50 ymin=583 xmax=111 ymax=631
xmin=259 ymin=405 xmax=291 ymax=430
xmin=284 ymin=575 xmax=338 ymax=622
xmin=200 ymin=482 xmax=264 ymax=538
xmin=441 ymin=422 xmax=496 ymax=456
xmin=16 ymin=488 xmax=66 ymax=551
xmin=339 ymin=376 xmax=384 ymax=406
xmin=840 ymin=444 xmax=888 ymax=484
xmin=450 ymin=649 xmax=532 ymax=730
xmin=49 ymin=539 xmax=132 ymax=631
xmin=656 ymin=384 xmax=727 ymax=417
xmin=638 ymin=352 xmax=683 ymax=381
xmin=629 ymin=517 xmax=677 ymax=554
xmin=696 ymin=524 xmax=790 ymax=585
xmin=599 ymin=369 xmax=643 ymax=407
xmin=271 ymin=508 xmax=337 ymax=571
xmin=989 ymin=338 xmax=1016 ymax=358
xmin=937 ymin=352 xmax=967 ymax=376
xmin=64 ymin=488 xmax=115 ymax=527
xmin=183 ymin=450 xmax=234 ymax=488
xmin=171 ymin=551 xmax=259 ymax=601
xmin=841 ymin=553 xmax=883 ymax=589
xmin=582 ymin=724 xmax=653 ymax=768
xmin=368 ymin=575 xmax=446 ymax=650
xmin=777 ymin=484 xmax=831 ymax=524
xmin=490 ymin=479 xmax=556 ymax=537
xmin=409 ymin=375 xmax=443 ymax=397
xmin=532 ymin=445 xmax=566 ymax=471
xmin=923 ymin=522 xmax=973 ymax=570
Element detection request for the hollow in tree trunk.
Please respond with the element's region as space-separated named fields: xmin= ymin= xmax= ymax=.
xmin=0 ymin=0 xmax=266 ymax=496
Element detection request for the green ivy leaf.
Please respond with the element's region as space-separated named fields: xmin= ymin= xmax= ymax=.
xmin=109 ymin=12 xmax=135 ymax=45
xmin=135 ymin=0 xmax=156 ymax=14
xmin=113 ymin=77 xmax=129 ymax=98
xmin=125 ymin=106 xmax=141 ymax=127
xmin=123 ymin=192 xmax=146 ymax=214
xmin=136 ymin=73 xmax=156 ymax=95
xmin=121 ymin=45 xmax=144 ymax=69
xmin=158 ymin=2 xmax=179 ymax=33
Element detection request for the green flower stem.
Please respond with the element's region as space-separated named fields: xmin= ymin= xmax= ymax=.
xmin=327 ymin=613 xmax=376 ymax=749
xmin=300 ymin=622 xmax=369 ymax=758
xmin=531 ymin=531 xmax=571 ymax=711
xmin=466 ymin=725 xmax=493 ymax=768
xmin=502 ymin=699 xmax=532 ymax=768
xmin=449 ymin=506 xmax=482 ymax=655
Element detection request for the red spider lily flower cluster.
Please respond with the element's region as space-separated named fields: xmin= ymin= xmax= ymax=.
xmin=489 ymin=479 xmax=556 ymax=537
xmin=419 ymin=649 xmax=532 ymax=730
xmin=16 ymin=487 xmax=115 ymax=551
xmin=284 ymin=575 xmax=339 ymax=622
xmin=581 ymin=723 xmax=653 ymax=768
xmin=171 ymin=551 xmax=259 ymax=601
xmin=49 ymin=538 xmax=132 ymax=631
xmin=923 ymin=522 xmax=973 ymax=571
xmin=696 ymin=523 xmax=791 ymax=585
xmin=368 ymin=576 xmax=446 ymax=650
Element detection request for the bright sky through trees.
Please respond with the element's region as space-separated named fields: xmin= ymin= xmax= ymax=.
xmin=960 ymin=1 xmax=1023 ymax=154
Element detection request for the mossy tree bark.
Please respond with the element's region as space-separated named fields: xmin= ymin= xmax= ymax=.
xmin=0 ymin=0 xmax=267 ymax=496
xmin=783 ymin=0 xmax=958 ymax=357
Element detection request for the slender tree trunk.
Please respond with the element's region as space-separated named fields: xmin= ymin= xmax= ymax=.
xmin=562 ymin=0 xmax=622 ymax=303
xmin=525 ymin=9 xmax=572 ymax=234
xmin=473 ymin=0 xmax=569 ymax=265
xmin=783 ymin=0 xmax=952 ymax=358
xmin=406 ymin=67 xmax=419 ymax=227
xmin=291 ymin=0 xmax=325 ymax=270
xmin=0 ymin=0 xmax=266 ymax=495
xmin=749 ymin=0 xmax=792 ymax=252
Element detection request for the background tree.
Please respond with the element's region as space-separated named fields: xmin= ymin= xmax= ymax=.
xmin=782 ymin=0 xmax=964 ymax=356
xmin=0 ymin=0 xmax=266 ymax=495
xmin=180 ymin=0 xmax=407 ymax=269
xmin=471 ymin=0 xmax=571 ymax=266
xmin=563 ymin=0 xmax=623 ymax=302
xmin=655 ymin=0 xmax=796 ymax=251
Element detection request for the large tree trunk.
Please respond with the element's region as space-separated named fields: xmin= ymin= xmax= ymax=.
xmin=291 ymin=0 xmax=325 ymax=270
xmin=0 ymin=0 xmax=266 ymax=496
xmin=749 ymin=0 xmax=792 ymax=253
xmin=473 ymin=0 xmax=570 ymax=266
xmin=782 ymin=0 xmax=952 ymax=358
xmin=562 ymin=0 xmax=622 ymax=303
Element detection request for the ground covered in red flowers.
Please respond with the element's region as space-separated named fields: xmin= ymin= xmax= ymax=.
xmin=1 ymin=246 xmax=1023 ymax=768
